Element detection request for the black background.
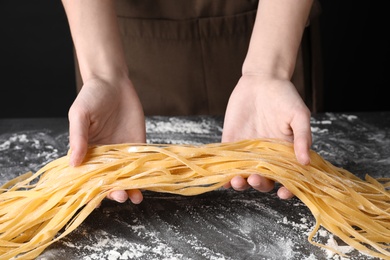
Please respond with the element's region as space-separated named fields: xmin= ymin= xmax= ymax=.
xmin=1 ymin=0 xmax=76 ymax=118
xmin=319 ymin=1 xmax=390 ymax=113
xmin=1 ymin=0 xmax=389 ymax=118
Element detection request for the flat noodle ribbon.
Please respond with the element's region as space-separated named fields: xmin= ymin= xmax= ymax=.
xmin=0 ymin=138 xmax=389 ymax=259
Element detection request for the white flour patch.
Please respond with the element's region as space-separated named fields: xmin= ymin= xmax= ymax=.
xmin=311 ymin=119 xmax=332 ymax=125
xmin=277 ymin=215 xmax=374 ymax=260
xmin=341 ymin=114 xmax=358 ymax=121
xmin=58 ymin=228 xmax=184 ymax=260
xmin=323 ymin=235 xmax=354 ymax=260
xmin=145 ymin=117 xmax=223 ymax=145
xmin=0 ymin=132 xmax=65 ymax=183
xmin=310 ymin=116 xmax=332 ymax=135
xmin=146 ymin=138 xmax=205 ymax=145
xmin=146 ymin=117 xmax=221 ymax=135
xmin=311 ymin=126 xmax=329 ymax=134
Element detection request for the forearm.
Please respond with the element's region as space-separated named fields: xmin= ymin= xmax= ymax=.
xmin=243 ymin=0 xmax=313 ymax=79
xmin=62 ymin=0 xmax=128 ymax=82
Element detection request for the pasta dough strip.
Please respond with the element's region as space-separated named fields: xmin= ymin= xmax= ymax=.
xmin=0 ymin=138 xmax=389 ymax=259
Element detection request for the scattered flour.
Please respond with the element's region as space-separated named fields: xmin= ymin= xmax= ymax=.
xmin=146 ymin=117 xmax=222 ymax=135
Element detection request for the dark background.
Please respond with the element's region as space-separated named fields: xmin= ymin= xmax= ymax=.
xmin=1 ymin=0 xmax=389 ymax=118
xmin=319 ymin=1 xmax=389 ymax=113
xmin=0 ymin=0 xmax=76 ymax=118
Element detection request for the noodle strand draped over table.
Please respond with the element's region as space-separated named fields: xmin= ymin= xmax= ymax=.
xmin=0 ymin=138 xmax=389 ymax=259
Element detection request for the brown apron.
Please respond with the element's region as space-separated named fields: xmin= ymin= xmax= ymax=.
xmin=74 ymin=0 xmax=323 ymax=116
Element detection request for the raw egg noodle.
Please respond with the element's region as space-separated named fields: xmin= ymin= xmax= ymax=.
xmin=0 ymin=138 xmax=389 ymax=259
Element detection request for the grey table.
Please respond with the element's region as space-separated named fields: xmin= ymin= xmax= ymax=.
xmin=0 ymin=112 xmax=389 ymax=260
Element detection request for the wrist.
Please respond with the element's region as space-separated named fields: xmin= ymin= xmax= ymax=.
xmin=83 ymin=72 xmax=134 ymax=93
xmin=242 ymin=57 xmax=294 ymax=81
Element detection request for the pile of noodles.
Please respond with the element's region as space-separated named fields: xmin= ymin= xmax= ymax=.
xmin=0 ymin=138 xmax=389 ymax=259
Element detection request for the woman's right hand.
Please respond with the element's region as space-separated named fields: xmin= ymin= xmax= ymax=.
xmin=68 ymin=77 xmax=146 ymax=204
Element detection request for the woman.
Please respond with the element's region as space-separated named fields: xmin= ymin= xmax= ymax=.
xmin=62 ymin=0 xmax=320 ymax=204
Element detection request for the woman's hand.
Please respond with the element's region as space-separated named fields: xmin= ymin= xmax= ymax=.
xmin=222 ymin=74 xmax=312 ymax=199
xmin=68 ymin=77 xmax=146 ymax=204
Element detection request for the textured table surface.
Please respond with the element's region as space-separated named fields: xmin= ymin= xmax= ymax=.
xmin=0 ymin=112 xmax=389 ymax=260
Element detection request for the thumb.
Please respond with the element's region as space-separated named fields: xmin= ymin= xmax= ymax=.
xmin=291 ymin=115 xmax=312 ymax=165
xmin=68 ymin=116 xmax=89 ymax=167
xmin=293 ymin=131 xmax=312 ymax=165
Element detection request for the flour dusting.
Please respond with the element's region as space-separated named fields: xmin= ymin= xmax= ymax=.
xmin=54 ymin=228 xmax=185 ymax=260
xmin=0 ymin=131 xmax=67 ymax=183
xmin=2 ymin=114 xmax=388 ymax=260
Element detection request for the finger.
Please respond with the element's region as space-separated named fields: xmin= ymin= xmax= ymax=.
xmin=293 ymin=134 xmax=311 ymax=165
xmin=69 ymin=143 xmax=88 ymax=167
xmin=107 ymin=190 xmax=128 ymax=203
xmin=229 ymin=175 xmax=251 ymax=191
xmin=291 ymin=114 xmax=312 ymax=165
xmin=68 ymin=112 xmax=89 ymax=167
xmin=223 ymin=182 xmax=232 ymax=189
xmin=247 ymin=174 xmax=274 ymax=193
xmin=277 ymin=186 xmax=294 ymax=199
xmin=126 ymin=189 xmax=143 ymax=204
